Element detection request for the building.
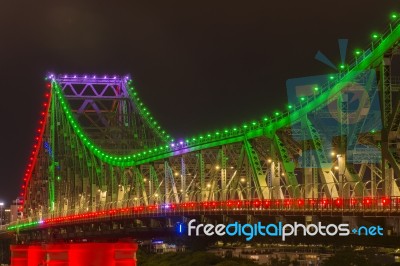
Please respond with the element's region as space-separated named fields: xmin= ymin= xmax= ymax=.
xmin=9 ymin=197 xmax=24 ymax=223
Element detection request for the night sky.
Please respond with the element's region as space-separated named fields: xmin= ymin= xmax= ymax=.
xmin=0 ymin=1 xmax=398 ymax=204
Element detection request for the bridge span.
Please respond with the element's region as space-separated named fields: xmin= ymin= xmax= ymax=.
xmin=1 ymin=11 xmax=400 ymax=266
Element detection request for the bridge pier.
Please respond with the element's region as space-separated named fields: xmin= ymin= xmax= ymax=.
xmin=10 ymin=241 xmax=138 ymax=266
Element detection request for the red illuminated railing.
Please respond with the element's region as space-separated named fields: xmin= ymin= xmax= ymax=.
xmin=5 ymin=196 xmax=400 ymax=232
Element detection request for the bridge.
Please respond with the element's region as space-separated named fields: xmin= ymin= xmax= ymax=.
xmin=2 ymin=13 xmax=400 ymax=262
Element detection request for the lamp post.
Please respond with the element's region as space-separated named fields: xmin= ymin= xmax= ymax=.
xmin=0 ymin=202 xmax=4 ymax=225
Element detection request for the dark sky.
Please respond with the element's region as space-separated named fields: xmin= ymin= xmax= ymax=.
xmin=0 ymin=1 xmax=398 ymax=204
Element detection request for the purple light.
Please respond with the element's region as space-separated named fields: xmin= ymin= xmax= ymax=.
xmin=179 ymin=141 xmax=183 ymax=145
xmin=93 ymin=75 xmax=96 ymax=78
xmin=73 ymin=75 xmax=77 ymax=78
xmin=84 ymin=75 xmax=87 ymax=79
xmin=64 ymin=75 xmax=67 ymax=78
xmin=113 ymin=76 xmax=117 ymax=79
xmin=104 ymin=75 xmax=107 ymax=79
xmin=171 ymin=143 xmax=175 ymax=147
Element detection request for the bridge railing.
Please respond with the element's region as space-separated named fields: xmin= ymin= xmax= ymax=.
xmin=5 ymin=195 xmax=400 ymax=232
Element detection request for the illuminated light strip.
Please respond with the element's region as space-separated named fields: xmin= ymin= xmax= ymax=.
xmin=49 ymin=19 xmax=400 ymax=167
xmin=130 ymin=18 xmax=400 ymax=163
xmin=126 ymin=80 xmax=172 ymax=143
xmin=52 ymin=77 xmax=174 ymax=166
xmin=20 ymin=82 xmax=52 ymax=204
xmin=53 ymin=82 xmax=136 ymax=166
xmin=52 ymin=78 xmax=173 ymax=167
xmin=7 ymin=197 xmax=398 ymax=231
xmin=7 ymin=221 xmax=40 ymax=231
xmin=116 ymin=17 xmax=400 ymax=164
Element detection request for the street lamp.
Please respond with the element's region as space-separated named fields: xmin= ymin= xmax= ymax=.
xmin=0 ymin=202 xmax=4 ymax=225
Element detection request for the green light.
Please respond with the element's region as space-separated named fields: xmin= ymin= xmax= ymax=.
xmin=263 ymin=117 xmax=268 ymax=121
xmin=314 ymin=87 xmax=319 ymax=91
xmin=300 ymin=97 xmax=305 ymax=101
xmin=274 ymin=112 xmax=279 ymax=116
xmin=354 ymin=49 xmax=362 ymax=56
xmin=339 ymin=64 xmax=345 ymax=70
xmin=371 ymin=33 xmax=379 ymax=39
xmin=329 ymin=75 xmax=335 ymax=80
xmin=391 ymin=12 xmax=398 ymax=20
xmin=371 ymin=129 xmax=376 ymax=134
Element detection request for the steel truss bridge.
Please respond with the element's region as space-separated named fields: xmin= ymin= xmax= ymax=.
xmin=4 ymin=15 xmax=400 ymax=240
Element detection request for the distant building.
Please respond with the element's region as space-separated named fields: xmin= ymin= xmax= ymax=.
xmin=208 ymin=244 xmax=332 ymax=265
xmin=3 ymin=209 xmax=11 ymax=224
xmin=141 ymin=240 xmax=186 ymax=254
xmin=9 ymin=197 xmax=24 ymax=222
